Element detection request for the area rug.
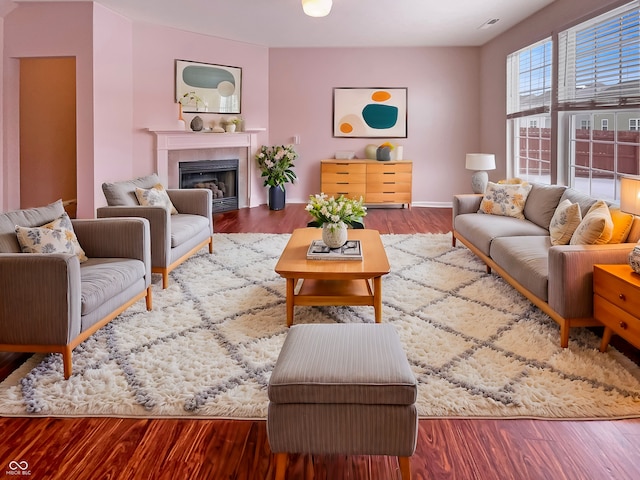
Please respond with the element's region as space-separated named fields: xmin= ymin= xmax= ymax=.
xmin=1 ymin=233 xmax=639 ymax=419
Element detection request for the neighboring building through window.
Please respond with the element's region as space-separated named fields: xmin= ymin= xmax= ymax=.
xmin=602 ymin=119 xmax=609 ymax=131
xmin=631 ymin=119 xmax=640 ymax=131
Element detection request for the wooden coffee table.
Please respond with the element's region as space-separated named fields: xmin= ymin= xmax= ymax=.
xmin=275 ymin=228 xmax=390 ymax=326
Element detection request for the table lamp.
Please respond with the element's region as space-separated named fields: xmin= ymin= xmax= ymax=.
xmin=620 ymin=176 xmax=640 ymax=273
xmin=465 ymin=153 xmax=496 ymax=194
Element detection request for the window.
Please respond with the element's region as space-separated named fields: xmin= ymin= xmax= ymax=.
xmin=507 ymin=38 xmax=552 ymax=183
xmin=560 ymin=1 xmax=640 ymax=200
xmin=506 ymin=1 xmax=640 ymax=200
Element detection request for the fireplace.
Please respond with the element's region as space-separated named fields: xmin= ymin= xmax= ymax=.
xmin=179 ymin=159 xmax=239 ymax=213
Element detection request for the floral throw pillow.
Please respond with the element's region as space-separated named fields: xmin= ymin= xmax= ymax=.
xmin=135 ymin=184 xmax=178 ymax=214
xmin=549 ymin=199 xmax=582 ymax=246
xmin=478 ymin=182 xmax=532 ymax=220
xmin=15 ymin=212 xmax=88 ymax=263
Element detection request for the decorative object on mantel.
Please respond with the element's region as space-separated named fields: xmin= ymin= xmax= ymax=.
xmin=177 ymin=103 xmax=186 ymax=131
xmin=465 ymin=153 xmax=496 ymax=194
xmin=256 ymin=144 xmax=298 ymax=210
xmin=225 ymin=116 xmax=241 ymax=133
xmin=620 ymin=175 xmax=640 ymax=273
xmin=305 ymin=193 xmax=367 ymax=248
xmin=179 ymin=91 xmax=206 ymax=112
xmin=190 ymin=116 xmax=203 ymax=132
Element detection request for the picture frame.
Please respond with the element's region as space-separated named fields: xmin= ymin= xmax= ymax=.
xmin=175 ymin=59 xmax=242 ymax=114
xmin=333 ymin=87 xmax=407 ymax=138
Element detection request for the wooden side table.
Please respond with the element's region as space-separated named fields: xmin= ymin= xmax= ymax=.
xmin=593 ymin=264 xmax=640 ymax=352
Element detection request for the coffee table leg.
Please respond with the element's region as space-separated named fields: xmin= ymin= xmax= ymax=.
xmin=373 ymin=276 xmax=382 ymax=323
xmin=286 ymin=278 xmax=295 ymax=326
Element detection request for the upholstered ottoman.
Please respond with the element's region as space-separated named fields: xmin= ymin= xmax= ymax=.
xmin=267 ymin=323 xmax=418 ymax=480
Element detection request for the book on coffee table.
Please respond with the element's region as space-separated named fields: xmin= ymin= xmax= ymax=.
xmin=306 ymin=239 xmax=363 ymax=261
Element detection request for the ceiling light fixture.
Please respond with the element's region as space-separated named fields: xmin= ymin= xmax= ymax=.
xmin=302 ymin=0 xmax=333 ymax=18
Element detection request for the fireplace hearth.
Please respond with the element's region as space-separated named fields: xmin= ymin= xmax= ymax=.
xmin=179 ymin=159 xmax=239 ymax=213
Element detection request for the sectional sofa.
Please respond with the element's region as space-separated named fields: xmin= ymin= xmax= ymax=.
xmin=452 ymin=183 xmax=640 ymax=347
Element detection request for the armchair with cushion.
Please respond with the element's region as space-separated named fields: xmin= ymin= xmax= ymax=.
xmin=97 ymin=174 xmax=214 ymax=289
xmin=0 ymin=200 xmax=152 ymax=379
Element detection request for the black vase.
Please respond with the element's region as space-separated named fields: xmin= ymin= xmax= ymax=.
xmin=269 ymin=186 xmax=286 ymax=210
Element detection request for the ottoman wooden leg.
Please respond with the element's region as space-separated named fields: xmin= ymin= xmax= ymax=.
xmin=275 ymin=452 xmax=287 ymax=480
xmin=399 ymin=456 xmax=412 ymax=480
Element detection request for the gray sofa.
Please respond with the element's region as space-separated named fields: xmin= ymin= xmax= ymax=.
xmin=0 ymin=200 xmax=152 ymax=378
xmin=453 ymin=184 xmax=640 ymax=347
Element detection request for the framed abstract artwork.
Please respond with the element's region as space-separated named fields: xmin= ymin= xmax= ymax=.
xmin=175 ymin=60 xmax=242 ymax=114
xmin=333 ymin=87 xmax=407 ymax=138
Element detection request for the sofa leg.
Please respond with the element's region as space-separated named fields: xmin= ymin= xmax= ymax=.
xmin=63 ymin=347 xmax=73 ymax=379
xmin=161 ymin=270 xmax=169 ymax=289
xmin=274 ymin=452 xmax=287 ymax=480
xmin=452 ymin=236 xmax=457 ymax=247
xmin=560 ymin=322 xmax=570 ymax=348
xmin=399 ymin=456 xmax=412 ymax=480
xmin=146 ymin=287 xmax=153 ymax=311
xmin=208 ymin=236 xmax=213 ymax=254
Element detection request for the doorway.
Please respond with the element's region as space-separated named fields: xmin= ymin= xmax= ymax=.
xmin=19 ymin=57 xmax=77 ymax=217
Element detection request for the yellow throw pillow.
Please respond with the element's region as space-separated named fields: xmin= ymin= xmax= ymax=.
xmin=135 ymin=183 xmax=178 ymax=214
xmin=549 ymin=199 xmax=582 ymax=245
xmin=15 ymin=213 xmax=88 ymax=263
xmin=569 ymin=200 xmax=613 ymax=245
xmin=608 ymin=207 xmax=634 ymax=244
xmin=478 ymin=182 xmax=532 ymax=220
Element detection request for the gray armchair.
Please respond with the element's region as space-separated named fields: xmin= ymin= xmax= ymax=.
xmin=97 ymin=174 xmax=213 ymax=288
xmin=0 ymin=200 xmax=152 ymax=379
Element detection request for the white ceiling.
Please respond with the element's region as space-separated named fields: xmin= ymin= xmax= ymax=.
xmin=15 ymin=0 xmax=556 ymax=47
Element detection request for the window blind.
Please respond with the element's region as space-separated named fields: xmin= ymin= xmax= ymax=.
xmin=507 ymin=38 xmax=552 ymax=118
xmin=558 ymin=0 xmax=640 ymax=109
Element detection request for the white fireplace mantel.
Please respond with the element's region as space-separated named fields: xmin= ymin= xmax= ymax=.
xmin=149 ymin=129 xmax=264 ymax=208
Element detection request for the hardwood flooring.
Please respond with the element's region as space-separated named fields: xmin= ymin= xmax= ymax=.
xmin=1 ymin=204 xmax=639 ymax=480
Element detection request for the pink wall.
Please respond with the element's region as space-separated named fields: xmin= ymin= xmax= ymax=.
xmin=92 ymin=3 xmax=134 ymax=211
xmin=268 ymin=47 xmax=480 ymax=206
xmin=130 ymin=22 xmax=270 ymax=205
xmin=1 ymin=1 xmax=132 ymax=217
xmin=1 ymin=0 xmax=628 ymax=214
xmin=479 ymin=0 xmax=628 ymax=182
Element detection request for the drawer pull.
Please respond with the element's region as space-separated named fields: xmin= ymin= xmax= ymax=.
xmin=619 ymin=293 xmax=626 ymax=301
xmin=620 ymin=321 xmax=628 ymax=330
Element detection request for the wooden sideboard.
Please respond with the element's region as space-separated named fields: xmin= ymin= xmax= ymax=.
xmin=320 ymin=159 xmax=412 ymax=208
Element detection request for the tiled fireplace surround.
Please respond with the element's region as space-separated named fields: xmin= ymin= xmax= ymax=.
xmin=150 ymin=130 xmax=262 ymax=209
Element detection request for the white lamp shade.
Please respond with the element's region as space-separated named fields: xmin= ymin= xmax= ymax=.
xmin=620 ymin=176 xmax=640 ymax=216
xmin=465 ymin=153 xmax=496 ymax=171
xmin=302 ymin=0 xmax=332 ymax=17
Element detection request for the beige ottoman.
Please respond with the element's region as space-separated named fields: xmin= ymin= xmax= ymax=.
xmin=267 ymin=323 xmax=418 ymax=480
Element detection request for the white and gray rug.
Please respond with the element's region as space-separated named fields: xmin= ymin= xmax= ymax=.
xmin=1 ymin=233 xmax=639 ymax=419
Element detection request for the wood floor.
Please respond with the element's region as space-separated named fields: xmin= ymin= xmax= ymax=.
xmin=1 ymin=204 xmax=639 ymax=480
